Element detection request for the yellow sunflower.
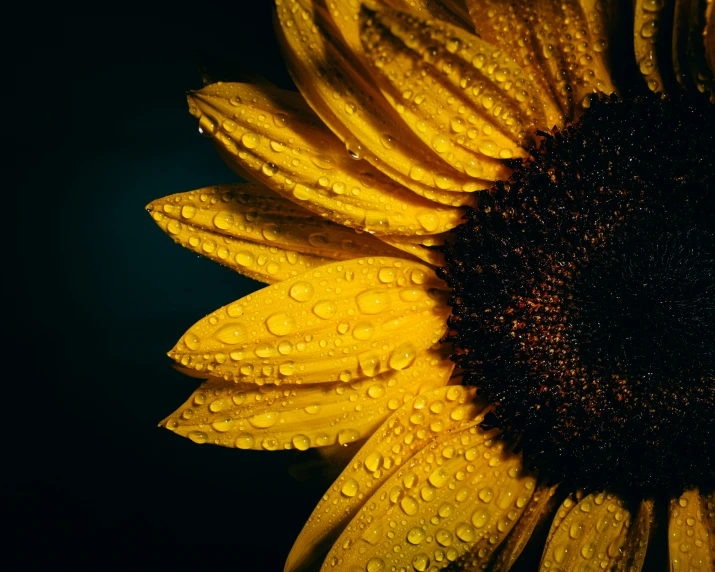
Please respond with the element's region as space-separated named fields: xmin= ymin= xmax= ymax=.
xmin=148 ymin=0 xmax=715 ymax=570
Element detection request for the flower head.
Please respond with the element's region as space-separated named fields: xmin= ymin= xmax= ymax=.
xmin=148 ymin=1 xmax=715 ymax=570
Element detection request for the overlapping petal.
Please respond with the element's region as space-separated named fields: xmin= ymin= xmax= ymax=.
xmin=160 ymin=347 xmax=454 ymax=451
xmin=320 ymin=408 xmax=537 ymax=571
xmin=378 ymin=233 xmax=446 ymax=266
xmin=539 ymin=492 xmax=646 ymax=570
xmin=634 ymin=0 xmax=669 ymax=93
xmin=466 ymin=0 xmax=615 ymax=123
xmin=275 ymin=0 xmax=487 ymax=202
xmin=669 ymin=489 xmax=715 ymax=570
xmin=147 ymin=184 xmax=425 ymax=283
xmin=359 ymin=3 xmax=542 ymax=176
xmin=673 ymin=0 xmax=715 ymax=96
xmin=490 ymin=483 xmax=560 ymax=571
xmin=169 ymin=257 xmax=450 ymax=384
xmin=188 ymin=82 xmax=467 ymax=234
xmin=285 ymin=384 xmax=483 ymax=571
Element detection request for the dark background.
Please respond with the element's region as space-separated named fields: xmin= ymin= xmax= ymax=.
xmin=10 ymin=2 xmax=329 ymax=568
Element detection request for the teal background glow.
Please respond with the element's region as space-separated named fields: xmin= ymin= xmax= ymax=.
xmin=11 ymin=2 xmax=329 ymax=567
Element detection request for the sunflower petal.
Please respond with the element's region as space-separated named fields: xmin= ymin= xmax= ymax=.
xmin=466 ymin=0 xmax=615 ymax=123
xmin=275 ymin=0 xmax=484 ymax=202
xmin=618 ymin=499 xmax=653 ymax=572
xmin=490 ymin=483 xmax=560 ymax=571
xmin=188 ymin=82 xmax=466 ymax=234
xmin=321 ymin=425 xmax=536 ymax=571
xmin=706 ymin=0 xmax=715 ymax=75
xmin=359 ymin=4 xmax=544 ymax=175
xmin=539 ymin=492 xmax=634 ymax=570
xmin=378 ymin=234 xmax=447 ymax=267
xmin=169 ymin=257 xmax=450 ymax=385
xmin=633 ymin=0 xmax=668 ymax=92
xmin=285 ymin=385 xmax=483 ymax=572
xmin=147 ymin=184 xmax=420 ymax=282
xmin=669 ymin=489 xmax=715 ymax=571
xmin=161 ymin=348 xmax=454 ymax=451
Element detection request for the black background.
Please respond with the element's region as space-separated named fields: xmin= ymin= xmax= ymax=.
xmin=10 ymin=2 xmax=330 ymax=568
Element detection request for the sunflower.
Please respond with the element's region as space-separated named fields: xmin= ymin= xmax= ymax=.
xmin=148 ymin=0 xmax=715 ymax=570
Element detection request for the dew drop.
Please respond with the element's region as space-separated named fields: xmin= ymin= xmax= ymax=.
xmin=249 ymin=411 xmax=279 ymax=428
xmin=356 ymin=289 xmax=391 ymax=314
xmin=292 ymin=434 xmax=311 ymax=451
xmin=289 ymin=281 xmax=314 ymax=302
xmin=235 ymin=433 xmax=255 ymax=449
xmin=184 ymin=333 xmax=200 ymax=350
xmin=266 ymin=312 xmax=296 ymax=336
xmin=389 ymin=342 xmax=417 ymax=370
xmin=313 ymin=300 xmax=337 ymax=319
xmin=407 ymin=527 xmax=426 ymax=545
xmin=338 ymin=428 xmax=360 ymax=445
xmin=213 ymin=323 xmax=248 ymax=345
xmin=341 ymin=478 xmax=359 ymax=497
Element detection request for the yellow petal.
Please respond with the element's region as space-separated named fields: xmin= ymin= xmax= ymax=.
xmin=671 ymin=0 xmax=715 ymax=98
xmin=321 ymin=423 xmax=536 ymax=571
xmin=161 ymin=348 xmax=454 ymax=451
xmin=489 ymin=483 xmax=560 ymax=571
xmin=275 ymin=0 xmax=485 ymax=202
xmin=327 ymin=0 xmax=474 ymax=55
xmin=669 ymin=489 xmax=715 ymax=571
xmin=618 ymin=499 xmax=654 ymax=572
xmin=634 ymin=0 xmax=668 ymax=93
xmin=169 ymin=257 xmax=450 ymax=385
xmin=360 ymin=4 xmax=540 ymax=175
xmin=466 ymin=0 xmax=615 ymax=123
xmin=378 ymin=234 xmax=446 ymax=267
xmin=147 ymin=184 xmax=421 ymax=283
xmin=285 ymin=384 xmax=483 ymax=572
xmin=706 ymin=1 xmax=715 ymax=76
xmin=188 ymin=82 xmax=466 ymax=234
xmin=539 ymin=491 xmax=634 ymax=570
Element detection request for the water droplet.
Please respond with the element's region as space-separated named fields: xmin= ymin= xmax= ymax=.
xmin=279 ymin=361 xmax=295 ymax=376
xmin=181 ymin=205 xmax=197 ymax=219
xmin=235 ymin=251 xmax=255 ymax=266
xmin=341 ymin=478 xmax=359 ymax=497
xmin=412 ymin=553 xmax=430 ymax=571
xmin=407 ymin=527 xmax=426 ymax=545
xmin=365 ymin=450 xmax=383 ymax=472
xmin=389 ymin=342 xmax=417 ymax=370
xmin=167 ymin=219 xmax=182 ymax=235
xmin=241 ymin=132 xmax=260 ymax=149
xmin=249 ymin=411 xmax=279 ymax=428
xmin=429 ymin=468 xmax=449 ymax=488
xmin=378 ymin=267 xmax=396 ymax=283
xmin=456 ymin=522 xmax=476 ymax=542
xmin=235 ymin=433 xmax=255 ymax=449
xmin=292 ymin=434 xmax=311 ymax=450
xmin=188 ymin=431 xmax=208 ymax=444
xmin=436 ymin=529 xmax=454 ymax=546
xmin=472 ymin=508 xmax=490 ymax=528
xmin=266 ymin=312 xmax=296 ymax=336
xmin=358 ymin=351 xmax=381 ymax=377
xmin=214 ymin=323 xmax=248 ymax=345
xmin=352 ymin=321 xmax=375 ymax=340
xmin=356 ymin=289 xmax=391 ymax=314
xmin=367 ymin=383 xmax=386 ymax=399
xmin=313 ymin=300 xmax=337 ymax=319
xmin=366 ymin=557 xmax=385 ymax=572
xmin=401 ymin=495 xmax=419 ymax=516
xmin=289 ymin=281 xmax=314 ymax=302
xmin=262 ymin=162 xmax=278 ymax=177
xmin=338 ymin=428 xmax=360 ymax=445
xmin=478 ymin=487 xmax=494 ymax=503
xmin=184 ymin=333 xmax=200 ymax=350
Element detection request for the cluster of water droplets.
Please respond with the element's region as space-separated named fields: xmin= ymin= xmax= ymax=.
xmin=169 ymin=257 xmax=449 ymax=391
xmin=161 ymin=347 xmax=454 ymax=452
xmin=188 ymin=81 xmax=469 ymax=237
xmin=146 ymin=184 xmax=424 ymax=283
xmin=668 ymin=490 xmax=715 ymax=571
xmin=539 ymin=492 xmax=637 ymax=571
xmin=312 ymin=386 xmax=536 ymax=572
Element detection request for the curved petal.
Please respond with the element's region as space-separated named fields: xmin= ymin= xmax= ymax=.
xmin=634 ymin=0 xmax=669 ymax=92
xmin=466 ymin=0 xmax=615 ymax=123
xmin=161 ymin=348 xmax=454 ymax=451
xmin=325 ymin=0 xmax=474 ymax=56
xmin=188 ymin=82 xmax=466 ymax=234
xmin=359 ymin=3 xmax=543 ymax=174
xmin=285 ymin=384 xmax=484 ymax=572
xmin=378 ymin=234 xmax=447 ymax=267
xmin=539 ymin=491 xmax=637 ymax=570
xmin=618 ymin=499 xmax=654 ymax=572
xmin=169 ymin=257 xmax=451 ymax=385
xmin=489 ymin=483 xmax=560 ymax=571
xmin=669 ymin=489 xmax=715 ymax=571
xmin=321 ymin=422 xmax=537 ymax=571
xmin=275 ymin=0 xmax=485 ymax=202
xmin=147 ymin=184 xmax=418 ymax=283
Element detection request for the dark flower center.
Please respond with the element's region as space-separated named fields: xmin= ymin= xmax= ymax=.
xmin=440 ymin=93 xmax=715 ymax=495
